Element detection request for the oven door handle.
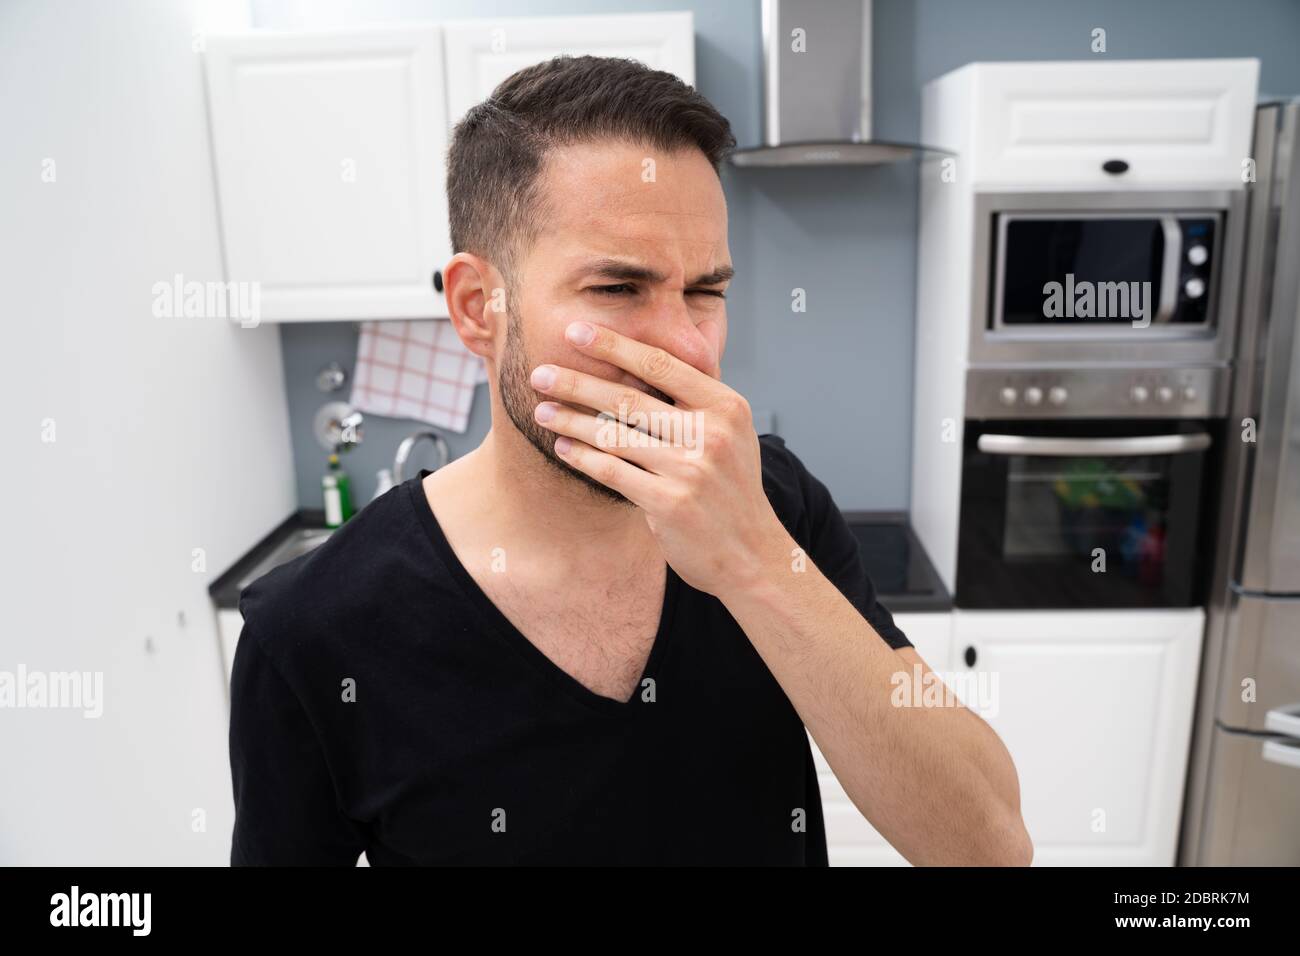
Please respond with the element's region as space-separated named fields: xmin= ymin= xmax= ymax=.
xmin=976 ymin=432 xmax=1213 ymax=457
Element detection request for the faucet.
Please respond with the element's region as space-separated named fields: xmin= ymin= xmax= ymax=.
xmin=394 ymin=431 xmax=451 ymax=482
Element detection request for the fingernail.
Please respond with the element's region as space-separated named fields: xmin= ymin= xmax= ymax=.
xmin=531 ymin=365 xmax=556 ymax=389
xmin=554 ymin=436 xmax=573 ymax=455
xmin=535 ymin=402 xmax=557 ymax=423
xmin=566 ymin=321 xmax=595 ymax=346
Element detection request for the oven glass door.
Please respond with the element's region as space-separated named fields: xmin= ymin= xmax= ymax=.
xmin=957 ymin=419 xmax=1221 ymax=609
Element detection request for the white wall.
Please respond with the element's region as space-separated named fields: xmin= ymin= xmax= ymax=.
xmin=0 ymin=0 xmax=294 ymax=864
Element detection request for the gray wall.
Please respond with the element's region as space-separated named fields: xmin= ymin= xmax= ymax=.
xmin=260 ymin=0 xmax=1300 ymax=509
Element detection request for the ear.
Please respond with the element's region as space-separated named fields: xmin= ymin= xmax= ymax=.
xmin=443 ymin=252 xmax=507 ymax=361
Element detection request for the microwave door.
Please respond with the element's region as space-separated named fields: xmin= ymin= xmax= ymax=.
xmin=995 ymin=214 xmax=1169 ymax=329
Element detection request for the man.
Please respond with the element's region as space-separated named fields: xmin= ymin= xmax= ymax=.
xmin=229 ymin=55 xmax=1031 ymax=866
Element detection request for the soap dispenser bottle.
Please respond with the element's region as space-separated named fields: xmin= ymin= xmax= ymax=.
xmin=323 ymin=453 xmax=354 ymax=528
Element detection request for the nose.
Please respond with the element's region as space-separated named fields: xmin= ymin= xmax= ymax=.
xmin=631 ymin=297 xmax=719 ymax=377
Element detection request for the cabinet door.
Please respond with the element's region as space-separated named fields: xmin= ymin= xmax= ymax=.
xmin=814 ymin=611 xmax=952 ymax=866
xmin=442 ymin=13 xmax=695 ymax=129
xmin=216 ymin=608 xmax=244 ymax=689
xmin=967 ymin=60 xmax=1258 ymax=187
xmin=204 ymin=27 xmax=451 ymax=321
xmin=951 ymin=609 xmax=1204 ymax=865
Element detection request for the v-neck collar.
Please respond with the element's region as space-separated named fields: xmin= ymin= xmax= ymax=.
xmin=406 ymin=469 xmax=682 ymax=716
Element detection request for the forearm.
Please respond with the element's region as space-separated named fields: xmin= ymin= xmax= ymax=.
xmin=718 ymin=530 xmax=1031 ymax=866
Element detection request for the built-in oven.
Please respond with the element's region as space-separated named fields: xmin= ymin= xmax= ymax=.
xmin=969 ymin=190 xmax=1247 ymax=368
xmin=956 ymin=416 xmax=1224 ymax=609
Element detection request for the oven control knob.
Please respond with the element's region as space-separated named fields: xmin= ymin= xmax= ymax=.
xmin=1184 ymin=277 xmax=1206 ymax=299
xmin=999 ymin=386 xmax=1018 ymax=406
xmin=1156 ymin=385 xmax=1174 ymax=404
xmin=1130 ymin=384 xmax=1150 ymax=404
xmin=1187 ymin=244 xmax=1209 ymax=266
xmin=1182 ymin=385 xmax=1198 ymax=402
xmin=1023 ymin=386 xmax=1043 ymax=406
xmin=1048 ymin=386 xmax=1068 ymax=406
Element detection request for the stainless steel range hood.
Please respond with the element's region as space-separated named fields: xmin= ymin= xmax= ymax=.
xmin=730 ymin=0 xmax=944 ymax=167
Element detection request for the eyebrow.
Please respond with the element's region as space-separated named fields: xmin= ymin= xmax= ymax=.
xmin=575 ymin=257 xmax=735 ymax=287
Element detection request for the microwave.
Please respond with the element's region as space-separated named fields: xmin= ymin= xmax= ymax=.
xmin=968 ymin=190 xmax=1246 ymax=367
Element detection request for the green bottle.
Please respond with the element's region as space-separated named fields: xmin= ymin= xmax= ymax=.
xmin=324 ymin=454 xmax=355 ymax=527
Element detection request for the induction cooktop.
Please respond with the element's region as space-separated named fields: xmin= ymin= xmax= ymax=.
xmin=841 ymin=512 xmax=950 ymax=611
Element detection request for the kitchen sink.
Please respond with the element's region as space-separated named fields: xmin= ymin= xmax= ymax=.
xmin=237 ymin=527 xmax=333 ymax=591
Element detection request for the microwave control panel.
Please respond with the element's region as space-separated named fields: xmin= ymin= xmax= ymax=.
xmin=1176 ymin=217 xmax=1217 ymax=325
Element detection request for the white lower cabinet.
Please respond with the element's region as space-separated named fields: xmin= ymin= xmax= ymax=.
xmin=952 ymin=609 xmax=1204 ymax=866
xmin=814 ymin=608 xmax=1205 ymax=866
xmin=217 ymin=608 xmax=244 ymax=690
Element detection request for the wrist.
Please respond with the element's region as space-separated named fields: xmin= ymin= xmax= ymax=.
xmin=716 ymin=513 xmax=798 ymax=606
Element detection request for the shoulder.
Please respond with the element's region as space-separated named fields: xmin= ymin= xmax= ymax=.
xmin=758 ymin=435 xmax=913 ymax=650
xmin=236 ymin=480 xmax=429 ymax=670
xmin=758 ymin=433 xmax=834 ymax=548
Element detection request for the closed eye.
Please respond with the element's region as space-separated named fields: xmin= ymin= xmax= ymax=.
xmin=586 ymin=284 xmax=726 ymax=299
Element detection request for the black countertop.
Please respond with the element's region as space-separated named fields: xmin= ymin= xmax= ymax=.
xmin=208 ymin=509 xmax=328 ymax=610
xmin=842 ymin=511 xmax=952 ymax=612
xmin=210 ymin=507 xmax=951 ymax=613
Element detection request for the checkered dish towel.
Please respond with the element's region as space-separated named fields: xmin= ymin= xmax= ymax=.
xmin=350 ymin=320 xmax=489 ymax=433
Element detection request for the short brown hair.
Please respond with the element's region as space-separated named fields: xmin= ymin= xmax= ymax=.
xmin=446 ymin=55 xmax=735 ymax=282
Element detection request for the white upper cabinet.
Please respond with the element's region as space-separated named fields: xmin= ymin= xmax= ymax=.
xmin=441 ymin=12 xmax=695 ymax=129
xmin=202 ymin=13 xmax=695 ymax=323
xmin=925 ymin=59 xmax=1259 ymax=188
xmin=205 ymin=27 xmax=451 ymax=321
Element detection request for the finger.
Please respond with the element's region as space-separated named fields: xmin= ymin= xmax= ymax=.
xmin=531 ymin=363 xmax=675 ymax=437
xmin=534 ymin=401 xmax=672 ymax=471
xmin=551 ymin=435 xmax=663 ymax=508
xmin=564 ymin=321 xmax=718 ymax=407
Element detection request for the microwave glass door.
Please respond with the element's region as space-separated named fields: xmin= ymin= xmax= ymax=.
xmin=994 ymin=214 xmax=1218 ymax=329
xmin=957 ymin=419 xmax=1220 ymax=609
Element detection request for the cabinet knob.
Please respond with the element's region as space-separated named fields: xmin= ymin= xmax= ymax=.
xmin=432 ymin=269 xmax=443 ymax=293
xmin=964 ymin=646 xmax=977 ymax=667
xmin=1102 ymin=159 xmax=1129 ymax=174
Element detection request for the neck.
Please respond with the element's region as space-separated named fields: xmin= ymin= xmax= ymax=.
xmin=457 ymin=420 xmax=654 ymax=557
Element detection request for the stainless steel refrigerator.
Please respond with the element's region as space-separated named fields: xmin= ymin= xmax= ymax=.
xmin=1181 ymin=99 xmax=1300 ymax=865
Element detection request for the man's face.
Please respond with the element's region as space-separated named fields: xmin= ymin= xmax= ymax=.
xmin=497 ymin=140 xmax=732 ymax=503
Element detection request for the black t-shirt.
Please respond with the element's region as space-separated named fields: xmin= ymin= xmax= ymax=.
xmin=229 ymin=435 xmax=911 ymax=865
